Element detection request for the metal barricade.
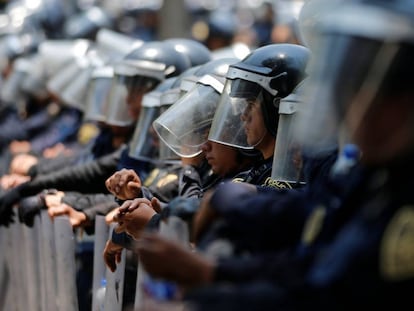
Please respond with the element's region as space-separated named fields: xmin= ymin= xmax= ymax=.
xmin=22 ymin=214 xmax=42 ymax=311
xmin=91 ymin=215 xmax=109 ymax=311
xmin=39 ymin=210 xmax=58 ymax=311
xmin=1 ymin=212 xmax=79 ymax=311
xmin=90 ymin=218 xmax=127 ymax=311
xmin=133 ymin=215 xmax=190 ymax=309
xmin=103 ymin=224 xmax=126 ymax=311
xmin=54 ymin=216 xmax=79 ymax=311
xmin=0 ymin=210 xmax=194 ymax=311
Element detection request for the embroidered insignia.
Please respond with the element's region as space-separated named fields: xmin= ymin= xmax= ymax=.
xmin=143 ymin=168 xmax=159 ymax=187
xmin=156 ymin=174 xmax=178 ymax=188
xmin=231 ymin=178 xmax=245 ymax=183
xmin=301 ymin=205 xmax=326 ymax=245
xmin=380 ymin=206 xmax=414 ymax=281
xmin=262 ymin=177 xmax=294 ymax=189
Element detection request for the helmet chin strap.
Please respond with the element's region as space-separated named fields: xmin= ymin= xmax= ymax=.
xmin=250 ymin=130 xmax=267 ymax=150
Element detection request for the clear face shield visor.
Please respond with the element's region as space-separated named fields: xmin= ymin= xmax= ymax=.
xmin=295 ymin=36 xmax=402 ymax=156
xmin=20 ymin=54 xmax=49 ymax=101
xmin=46 ymin=57 xmax=90 ymax=103
xmin=60 ymin=65 xmax=97 ymax=112
xmin=84 ymin=66 xmax=114 ymax=122
xmin=128 ymin=90 xmax=161 ymax=161
xmin=271 ymin=83 xmax=306 ymax=185
xmin=208 ymin=77 xmax=266 ymax=150
xmin=105 ymin=74 xmax=158 ymax=126
xmin=153 ymin=75 xmax=224 ymax=158
xmin=0 ymin=56 xmax=30 ymax=105
xmin=295 ymin=4 xmax=414 ymax=156
xmin=159 ymin=75 xmax=198 ymax=108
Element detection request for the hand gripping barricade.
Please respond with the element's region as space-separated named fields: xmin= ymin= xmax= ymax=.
xmin=91 ymin=216 xmax=127 ymax=311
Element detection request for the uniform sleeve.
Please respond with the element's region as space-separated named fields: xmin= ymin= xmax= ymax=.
xmin=214 ymin=250 xmax=307 ymax=284
xmin=20 ymin=147 xmax=123 ymax=197
xmin=178 ymin=165 xmax=203 ymax=198
xmin=30 ymin=108 xmax=82 ymax=154
xmin=203 ymin=182 xmax=309 ymax=253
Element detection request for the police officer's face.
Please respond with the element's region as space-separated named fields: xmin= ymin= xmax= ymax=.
xmin=126 ymin=87 xmax=146 ymax=120
xmin=240 ymin=99 xmax=268 ymax=148
xmin=202 ymin=140 xmax=241 ymax=177
xmin=124 ymin=75 xmax=158 ymax=120
xmin=345 ymin=94 xmax=414 ymax=165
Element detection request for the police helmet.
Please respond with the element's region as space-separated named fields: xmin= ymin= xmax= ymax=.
xmin=176 ymin=57 xmax=239 ymax=99
xmin=153 ymin=58 xmax=240 ymax=158
xmin=107 ymin=41 xmax=192 ymax=126
xmin=128 ymin=77 xmax=178 ymax=162
xmin=164 ymin=38 xmax=212 ymax=67
xmin=63 ymin=6 xmax=113 ymax=40
xmin=208 ymin=44 xmax=310 ymax=150
xmin=114 ymin=41 xmax=192 ymax=82
xmin=160 ymin=65 xmax=202 ymax=108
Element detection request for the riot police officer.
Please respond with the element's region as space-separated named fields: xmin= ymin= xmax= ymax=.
xmin=207 ymin=43 xmax=309 ymax=187
xmin=133 ymin=1 xmax=414 ymax=310
xmin=139 ymin=1 xmax=414 ymax=310
xmin=0 ymin=40 xmax=192 ymax=226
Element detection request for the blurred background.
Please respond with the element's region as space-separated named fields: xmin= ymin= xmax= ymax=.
xmin=0 ymin=0 xmax=305 ymax=53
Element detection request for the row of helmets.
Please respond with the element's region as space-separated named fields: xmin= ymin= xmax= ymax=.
xmin=152 ymin=43 xmax=309 ymax=185
xmin=0 ymin=17 xmax=309 ymax=186
xmin=0 ymin=24 xmax=256 ymax=157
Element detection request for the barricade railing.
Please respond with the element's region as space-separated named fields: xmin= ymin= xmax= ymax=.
xmin=1 ymin=211 xmax=78 ymax=311
xmin=0 ymin=210 xmax=192 ymax=311
xmin=91 ymin=217 xmax=126 ymax=311
xmin=133 ymin=215 xmax=190 ymax=309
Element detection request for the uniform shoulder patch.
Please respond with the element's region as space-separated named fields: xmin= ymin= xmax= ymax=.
xmin=380 ymin=206 xmax=414 ymax=281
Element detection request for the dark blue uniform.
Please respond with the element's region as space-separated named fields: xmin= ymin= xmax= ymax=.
xmin=185 ymin=150 xmax=414 ymax=310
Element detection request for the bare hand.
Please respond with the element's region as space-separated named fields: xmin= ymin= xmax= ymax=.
xmin=137 ymin=232 xmax=215 ymax=287
xmin=150 ymin=197 xmax=162 ymax=213
xmin=9 ymin=153 xmax=38 ymax=175
xmin=44 ymin=192 xmax=65 ymax=208
xmin=118 ymin=197 xmax=152 ymax=214
xmin=42 ymin=143 xmax=72 ymax=158
xmin=105 ymin=207 xmax=120 ymax=224
xmin=114 ymin=198 xmax=156 ymax=240
xmin=9 ymin=140 xmax=31 ymax=154
xmin=105 ymin=168 xmax=142 ymax=200
xmin=0 ymin=174 xmax=30 ymax=189
xmin=48 ymin=203 xmax=88 ymax=228
xmin=103 ymin=239 xmax=124 ymax=272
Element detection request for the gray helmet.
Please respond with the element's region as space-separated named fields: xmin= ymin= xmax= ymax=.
xmin=164 ymin=38 xmax=212 ymax=67
xmin=114 ymin=41 xmax=192 ymax=81
xmin=128 ymin=77 xmax=178 ymax=162
xmin=106 ymin=41 xmax=192 ymax=126
xmin=63 ymin=6 xmax=113 ymax=40
xmin=153 ymin=58 xmax=240 ymax=158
